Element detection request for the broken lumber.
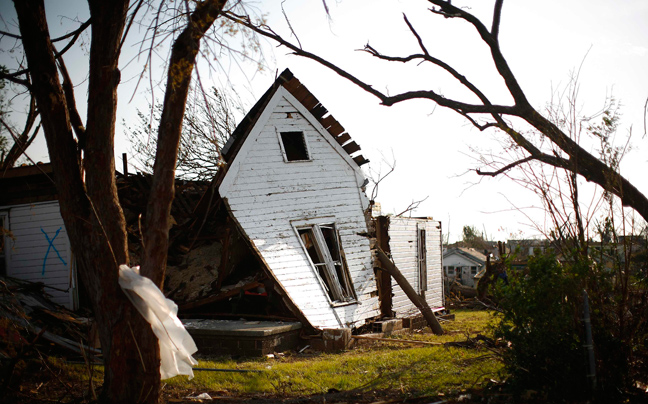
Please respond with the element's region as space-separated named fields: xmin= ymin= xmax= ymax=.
xmin=352 ymin=335 xmax=443 ymax=345
xmin=376 ymin=248 xmax=444 ymax=335
xmin=178 ymin=280 xmax=264 ymax=311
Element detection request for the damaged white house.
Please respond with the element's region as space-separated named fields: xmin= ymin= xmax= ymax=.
xmin=205 ymin=69 xmax=445 ymax=330
xmin=1 ymin=69 xmax=446 ymax=354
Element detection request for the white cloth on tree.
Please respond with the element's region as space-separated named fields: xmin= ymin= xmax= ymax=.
xmin=118 ymin=265 xmax=198 ymax=380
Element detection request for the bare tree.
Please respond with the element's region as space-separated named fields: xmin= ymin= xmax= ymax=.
xmin=126 ymin=85 xmax=238 ymax=181
xmin=1 ymin=1 xmax=265 ymax=402
xmin=223 ymin=0 xmax=648 ymax=224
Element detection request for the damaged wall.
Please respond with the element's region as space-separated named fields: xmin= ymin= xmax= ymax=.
xmin=1 ymin=201 xmax=76 ymax=309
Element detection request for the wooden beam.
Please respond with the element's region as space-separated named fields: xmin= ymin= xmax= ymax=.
xmin=376 ymin=248 xmax=444 ymax=335
xmin=352 ymin=335 xmax=442 ymax=345
xmin=179 ymin=281 xmax=264 ymax=311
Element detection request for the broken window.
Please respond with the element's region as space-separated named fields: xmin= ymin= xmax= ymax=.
xmin=280 ymin=131 xmax=310 ymax=161
xmin=298 ymin=224 xmax=356 ymax=303
xmin=417 ymin=225 xmax=427 ymax=294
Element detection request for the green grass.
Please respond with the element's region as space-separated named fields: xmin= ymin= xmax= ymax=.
xmin=166 ymin=309 xmax=503 ymax=398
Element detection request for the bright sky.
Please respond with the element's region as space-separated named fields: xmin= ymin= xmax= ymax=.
xmin=1 ymin=0 xmax=647 ymax=243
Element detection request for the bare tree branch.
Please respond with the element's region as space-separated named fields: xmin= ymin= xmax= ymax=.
xmin=0 ymin=115 xmax=41 ymax=171
xmin=224 ymin=11 xmax=516 ymax=115
xmin=491 ymin=0 xmax=504 ymax=40
xmin=0 ymin=95 xmax=40 ymax=170
xmin=281 ymin=0 xmax=302 ymax=49
xmin=396 ymin=195 xmax=429 ymax=217
xmin=0 ymin=69 xmax=30 ymax=87
xmin=476 ymin=156 xmax=536 ymax=177
xmin=56 ymin=57 xmax=86 ymax=152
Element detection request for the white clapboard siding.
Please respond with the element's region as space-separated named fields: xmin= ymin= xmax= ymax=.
xmin=2 ymin=201 xmax=75 ymax=308
xmin=221 ymin=87 xmax=379 ymax=329
xmin=388 ymin=217 xmax=444 ymax=318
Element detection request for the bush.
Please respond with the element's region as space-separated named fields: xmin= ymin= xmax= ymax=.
xmin=491 ymin=251 xmax=648 ymax=402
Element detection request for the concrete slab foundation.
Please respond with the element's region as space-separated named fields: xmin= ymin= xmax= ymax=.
xmin=183 ymin=319 xmax=303 ymax=357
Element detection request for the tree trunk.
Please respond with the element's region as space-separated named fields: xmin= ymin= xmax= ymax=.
xmin=376 ymin=248 xmax=444 ymax=335
xmin=142 ymin=0 xmax=227 ymax=285
xmin=14 ymin=1 xmax=162 ymax=402
xmin=15 ymin=0 xmax=230 ymax=402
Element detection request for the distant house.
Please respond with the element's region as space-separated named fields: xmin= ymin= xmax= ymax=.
xmin=443 ymin=247 xmax=487 ymax=287
xmin=506 ymin=239 xmax=552 ymax=259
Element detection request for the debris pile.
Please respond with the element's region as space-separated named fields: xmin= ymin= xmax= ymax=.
xmin=0 ymin=276 xmax=98 ymax=391
xmin=117 ymin=172 xmax=297 ymax=321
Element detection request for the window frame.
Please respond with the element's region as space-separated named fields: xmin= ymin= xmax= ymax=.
xmin=293 ymin=219 xmax=357 ymax=306
xmin=277 ymin=130 xmax=312 ymax=163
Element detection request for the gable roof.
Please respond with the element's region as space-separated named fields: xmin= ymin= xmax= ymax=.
xmin=221 ymin=68 xmax=369 ymax=167
xmin=443 ymin=247 xmax=487 ymax=266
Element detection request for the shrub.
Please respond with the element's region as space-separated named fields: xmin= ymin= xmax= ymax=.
xmin=491 ymin=250 xmax=648 ymax=401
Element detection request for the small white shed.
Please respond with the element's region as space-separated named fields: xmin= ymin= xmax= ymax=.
xmin=375 ymin=216 xmax=444 ymax=319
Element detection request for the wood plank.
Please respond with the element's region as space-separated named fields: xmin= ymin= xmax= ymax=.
xmin=353 ymin=155 xmax=369 ymax=166
xmin=299 ymin=93 xmax=319 ymax=110
xmin=288 ymin=85 xmax=310 ymax=103
xmin=335 ymin=133 xmax=351 ymax=145
xmin=320 ymin=115 xmax=337 ymax=129
xmin=282 ymin=78 xmax=301 ymax=93
xmin=327 ymin=122 xmax=345 ymax=137
xmin=179 ymin=281 xmax=265 ymax=311
xmin=342 ymin=141 xmax=361 ymax=155
xmin=310 ymin=104 xmax=327 ymax=120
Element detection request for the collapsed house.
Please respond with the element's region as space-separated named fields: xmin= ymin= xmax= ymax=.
xmin=168 ymin=69 xmax=445 ymax=352
xmin=0 ymin=69 xmax=445 ymax=355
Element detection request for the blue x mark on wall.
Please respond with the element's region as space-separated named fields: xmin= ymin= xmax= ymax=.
xmin=41 ymin=227 xmax=67 ymax=275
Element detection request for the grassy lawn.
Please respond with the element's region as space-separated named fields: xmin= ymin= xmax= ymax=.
xmin=166 ymin=309 xmax=503 ymax=400
xmin=4 ymin=309 xmax=503 ymax=403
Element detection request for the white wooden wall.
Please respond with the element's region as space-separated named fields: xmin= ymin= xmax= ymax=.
xmin=220 ymin=87 xmax=380 ymax=329
xmin=1 ymin=201 xmax=75 ymax=308
xmin=388 ymin=217 xmax=444 ymax=318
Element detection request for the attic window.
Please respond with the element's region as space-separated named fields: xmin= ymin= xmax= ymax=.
xmin=298 ymin=224 xmax=356 ymax=304
xmin=280 ymin=131 xmax=310 ymax=161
